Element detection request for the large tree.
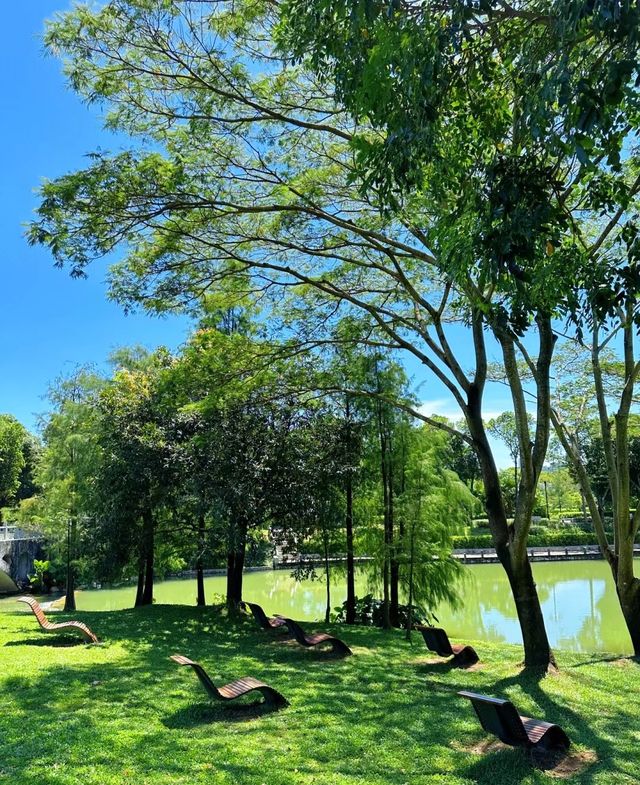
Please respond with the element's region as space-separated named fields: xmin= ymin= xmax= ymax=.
xmin=28 ymin=0 xmax=639 ymax=666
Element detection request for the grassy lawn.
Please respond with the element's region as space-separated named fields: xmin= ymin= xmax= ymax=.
xmin=0 ymin=603 xmax=638 ymax=784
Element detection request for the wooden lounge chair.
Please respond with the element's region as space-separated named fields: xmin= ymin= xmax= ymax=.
xmin=277 ymin=616 xmax=352 ymax=656
xmin=458 ymin=691 xmax=570 ymax=751
xmin=18 ymin=596 xmax=99 ymax=644
xmin=414 ymin=625 xmax=478 ymax=666
xmin=170 ymin=654 xmax=288 ymax=708
xmin=242 ymin=601 xmax=287 ymax=631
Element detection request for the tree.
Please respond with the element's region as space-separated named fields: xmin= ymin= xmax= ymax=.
xmin=276 ymin=0 xmax=640 ymax=666
xmin=96 ymin=350 xmax=177 ymax=606
xmin=0 ymin=415 xmax=28 ymax=522
xmin=36 ymin=370 xmax=104 ymax=610
xmin=29 ymin=0 xmax=639 ymax=666
xmin=445 ymin=427 xmax=481 ymax=496
xmin=551 ymin=328 xmax=640 ymax=652
xmin=397 ymin=425 xmax=471 ymax=640
xmin=487 ymin=412 xmax=535 ymax=502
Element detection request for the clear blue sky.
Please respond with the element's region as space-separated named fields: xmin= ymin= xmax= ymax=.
xmin=0 ymin=2 xmax=191 ymax=433
xmin=1 ymin=3 xmax=514 ymax=465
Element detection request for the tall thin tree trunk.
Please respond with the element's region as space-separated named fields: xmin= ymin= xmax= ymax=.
xmin=323 ymin=527 xmax=331 ymax=624
xmin=345 ymin=472 xmax=356 ymax=623
xmin=196 ymin=512 xmax=206 ymax=606
xmin=389 ymin=466 xmax=399 ymax=627
xmin=137 ymin=508 xmax=155 ymax=606
xmin=344 ymin=397 xmax=356 ymax=625
xmin=64 ymin=518 xmax=76 ymax=612
xmin=134 ymin=561 xmax=145 ymax=607
xmin=376 ymin=399 xmax=392 ymax=630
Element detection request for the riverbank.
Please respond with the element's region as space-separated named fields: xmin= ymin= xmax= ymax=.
xmin=1 ymin=603 xmax=638 ymax=784
xmin=3 ymin=559 xmax=638 ymax=654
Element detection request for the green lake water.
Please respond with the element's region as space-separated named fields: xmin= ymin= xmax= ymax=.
xmin=2 ymin=559 xmax=637 ymax=655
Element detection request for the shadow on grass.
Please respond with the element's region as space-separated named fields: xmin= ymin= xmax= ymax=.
xmin=567 ymin=654 xmax=640 ymax=668
xmin=458 ymin=667 xmax=606 ymax=783
xmin=4 ymin=605 xmax=637 ymax=784
xmin=164 ymin=700 xmax=283 ymax=728
xmin=4 ymin=636 xmax=89 ymax=647
xmin=415 ymin=658 xmax=475 ymax=675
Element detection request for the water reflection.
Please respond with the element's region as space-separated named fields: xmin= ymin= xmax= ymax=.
xmin=1 ymin=559 xmax=636 ymax=654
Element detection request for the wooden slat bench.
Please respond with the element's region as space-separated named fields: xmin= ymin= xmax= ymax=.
xmin=18 ymin=596 xmax=99 ymax=643
xmin=242 ymin=601 xmax=287 ymax=630
xmin=170 ymin=654 xmax=288 ymax=708
xmin=458 ymin=690 xmax=570 ymax=751
xmin=276 ymin=616 xmax=352 ymax=657
xmin=414 ymin=626 xmax=478 ymax=666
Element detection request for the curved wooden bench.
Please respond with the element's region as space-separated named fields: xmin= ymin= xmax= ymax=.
xmin=170 ymin=654 xmax=288 ymax=708
xmin=242 ymin=601 xmax=287 ymax=630
xmin=18 ymin=596 xmax=99 ymax=643
xmin=414 ymin=625 xmax=478 ymax=666
xmin=277 ymin=616 xmax=352 ymax=657
xmin=459 ymin=691 xmax=570 ymax=751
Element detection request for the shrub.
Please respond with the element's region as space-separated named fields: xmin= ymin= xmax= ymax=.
xmin=29 ymin=560 xmax=53 ymax=593
xmin=334 ymin=594 xmax=436 ymax=628
xmin=452 ymin=529 xmax=596 ymax=549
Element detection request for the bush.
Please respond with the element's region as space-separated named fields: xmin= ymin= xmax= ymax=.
xmin=29 ymin=560 xmax=54 ymax=593
xmin=334 ymin=594 xmax=436 ymax=628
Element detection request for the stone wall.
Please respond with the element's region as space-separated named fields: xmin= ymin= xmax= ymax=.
xmin=0 ymin=529 xmax=43 ymax=592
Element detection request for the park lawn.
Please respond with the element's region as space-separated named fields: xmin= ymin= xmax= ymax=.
xmin=0 ymin=604 xmax=638 ymax=785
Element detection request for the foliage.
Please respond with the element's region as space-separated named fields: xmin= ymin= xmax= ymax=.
xmin=333 ymin=593 xmax=433 ymax=628
xmin=0 ymin=414 xmax=28 ymax=514
xmin=28 ymin=559 xmax=53 ymax=593
xmin=453 ymin=529 xmax=598 ymax=549
xmin=31 ymin=0 xmax=636 ymax=662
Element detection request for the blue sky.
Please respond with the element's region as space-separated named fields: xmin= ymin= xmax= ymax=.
xmin=1 ymin=3 xmax=514 ymax=465
xmin=0 ymin=2 xmax=192 ymax=433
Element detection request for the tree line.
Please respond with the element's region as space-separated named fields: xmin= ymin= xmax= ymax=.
xmin=26 ymin=0 xmax=640 ymax=667
xmin=20 ymin=315 xmax=469 ymax=630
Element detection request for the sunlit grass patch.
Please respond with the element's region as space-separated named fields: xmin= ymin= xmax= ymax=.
xmin=0 ymin=604 xmax=637 ymax=784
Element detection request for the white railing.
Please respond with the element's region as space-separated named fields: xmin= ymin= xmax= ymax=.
xmin=0 ymin=525 xmax=17 ymax=542
xmin=0 ymin=525 xmax=41 ymax=542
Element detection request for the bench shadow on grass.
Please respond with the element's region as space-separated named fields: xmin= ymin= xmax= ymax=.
xmin=4 ymin=635 xmax=89 ymax=647
xmin=164 ymin=699 xmax=283 ymax=728
xmin=456 ymin=667 xmax=610 ymax=783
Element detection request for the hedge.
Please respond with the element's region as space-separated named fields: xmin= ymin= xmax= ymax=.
xmin=453 ymin=529 xmax=596 ymax=549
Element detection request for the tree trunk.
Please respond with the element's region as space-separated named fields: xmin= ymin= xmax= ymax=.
xmin=64 ymin=518 xmax=76 ymax=612
xmin=344 ymin=397 xmax=356 ymax=625
xmin=226 ymin=520 xmax=247 ymax=609
xmin=616 ymin=576 xmax=640 ymax=655
xmin=134 ymin=561 xmax=145 ymax=607
xmin=377 ymin=400 xmax=392 ymax=630
xmin=501 ymin=545 xmax=555 ymax=667
xmin=466 ymin=374 xmax=554 ymax=668
xmin=136 ymin=508 xmax=154 ymax=607
xmin=345 ymin=472 xmax=356 ymax=624
xmin=389 ymin=461 xmax=399 ymax=627
xmin=323 ymin=528 xmax=331 ymax=624
xmin=196 ymin=512 xmax=206 ymax=607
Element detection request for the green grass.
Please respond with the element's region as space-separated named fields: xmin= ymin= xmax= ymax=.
xmin=0 ymin=604 xmax=638 ymax=784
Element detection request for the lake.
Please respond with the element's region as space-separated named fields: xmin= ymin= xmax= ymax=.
xmin=1 ymin=559 xmax=636 ymax=654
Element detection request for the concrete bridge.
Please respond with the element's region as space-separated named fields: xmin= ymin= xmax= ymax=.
xmin=0 ymin=525 xmax=43 ymax=593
